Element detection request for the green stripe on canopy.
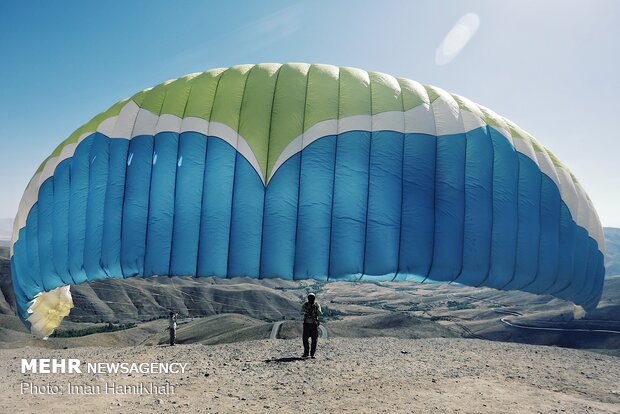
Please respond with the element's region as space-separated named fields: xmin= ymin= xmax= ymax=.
xmin=34 ymin=63 xmax=576 ymax=184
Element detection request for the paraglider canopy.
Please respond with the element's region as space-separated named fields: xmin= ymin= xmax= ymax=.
xmin=9 ymin=63 xmax=605 ymax=338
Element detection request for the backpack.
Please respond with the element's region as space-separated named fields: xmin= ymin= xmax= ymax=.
xmin=306 ymin=303 xmax=320 ymax=324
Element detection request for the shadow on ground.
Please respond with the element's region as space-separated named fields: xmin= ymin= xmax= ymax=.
xmin=264 ymin=356 xmax=308 ymax=363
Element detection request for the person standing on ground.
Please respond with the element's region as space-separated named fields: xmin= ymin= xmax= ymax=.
xmin=169 ymin=311 xmax=177 ymax=346
xmin=300 ymin=293 xmax=322 ymax=358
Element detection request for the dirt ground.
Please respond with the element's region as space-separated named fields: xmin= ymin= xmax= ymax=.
xmin=1 ymin=337 xmax=618 ymax=413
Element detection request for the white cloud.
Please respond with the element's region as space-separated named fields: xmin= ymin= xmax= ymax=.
xmin=178 ymin=5 xmax=303 ymax=67
xmin=249 ymin=5 xmax=302 ymax=50
xmin=435 ymin=13 xmax=480 ymax=66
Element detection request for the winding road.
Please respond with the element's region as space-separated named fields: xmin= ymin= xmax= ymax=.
xmin=494 ymin=309 xmax=620 ymax=335
xmin=270 ymin=321 xmax=285 ymax=339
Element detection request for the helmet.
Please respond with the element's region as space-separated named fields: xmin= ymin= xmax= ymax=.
xmin=307 ymin=292 xmax=316 ymax=298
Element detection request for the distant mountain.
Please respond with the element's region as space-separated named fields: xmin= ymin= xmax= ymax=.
xmin=604 ymin=227 xmax=620 ymax=276
xmin=0 ymin=219 xmax=12 ymax=242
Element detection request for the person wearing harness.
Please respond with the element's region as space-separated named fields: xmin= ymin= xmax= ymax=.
xmin=300 ymin=293 xmax=323 ymax=358
xmin=169 ymin=311 xmax=177 ymax=346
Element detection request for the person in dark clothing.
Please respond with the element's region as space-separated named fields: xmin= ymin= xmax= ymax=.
xmin=300 ymin=293 xmax=322 ymax=358
xmin=169 ymin=311 xmax=177 ymax=346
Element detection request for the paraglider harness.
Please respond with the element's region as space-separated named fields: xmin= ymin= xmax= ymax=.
xmin=304 ymin=303 xmax=320 ymax=325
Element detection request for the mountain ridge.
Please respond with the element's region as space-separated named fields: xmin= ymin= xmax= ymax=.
xmin=0 ymin=219 xmax=12 ymax=243
xmin=604 ymin=227 xmax=620 ymax=276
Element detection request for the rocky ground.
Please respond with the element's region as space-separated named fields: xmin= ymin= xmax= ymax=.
xmin=1 ymin=337 xmax=618 ymax=414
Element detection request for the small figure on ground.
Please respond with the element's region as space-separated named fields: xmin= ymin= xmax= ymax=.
xmin=169 ymin=311 xmax=177 ymax=346
xmin=300 ymin=292 xmax=322 ymax=358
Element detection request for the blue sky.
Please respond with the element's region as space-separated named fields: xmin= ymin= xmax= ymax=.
xmin=0 ymin=0 xmax=618 ymax=227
